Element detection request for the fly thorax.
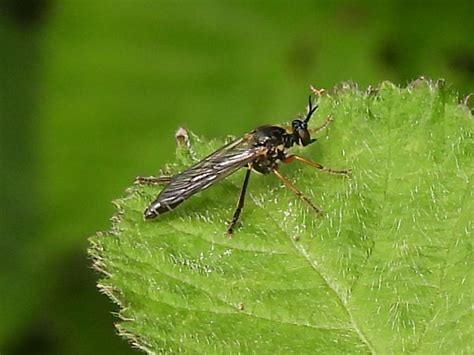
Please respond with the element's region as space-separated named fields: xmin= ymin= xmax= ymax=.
xmin=283 ymin=133 xmax=295 ymax=148
xmin=252 ymin=145 xmax=287 ymax=174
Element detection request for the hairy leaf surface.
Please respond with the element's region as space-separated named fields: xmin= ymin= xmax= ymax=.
xmin=90 ymin=81 xmax=472 ymax=354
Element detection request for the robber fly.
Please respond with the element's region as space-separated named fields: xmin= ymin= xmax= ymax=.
xmin=135 ymin=94 xmax=351 ymax=235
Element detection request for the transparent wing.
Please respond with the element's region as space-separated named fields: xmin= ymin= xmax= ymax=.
xmin=145 ymin=136 xmax=262 ymax=216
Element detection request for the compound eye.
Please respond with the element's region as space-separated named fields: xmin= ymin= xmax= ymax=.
xmin=298 ymin=128 xmax=312 ymax=146
xmin=292 ymin=119 xmax=304 ymax=130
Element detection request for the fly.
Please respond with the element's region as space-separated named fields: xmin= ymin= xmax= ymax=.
xmin=135 ymin=93 xmax=351 ymax=235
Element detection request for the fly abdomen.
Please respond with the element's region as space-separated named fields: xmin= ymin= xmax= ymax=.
xmin=144 ymin=199 xmax=183 ymax=219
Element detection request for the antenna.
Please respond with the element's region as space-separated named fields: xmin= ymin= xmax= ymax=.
xmin=304 ymin=95 xmax=318 ymax=123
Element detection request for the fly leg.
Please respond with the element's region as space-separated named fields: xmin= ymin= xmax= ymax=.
xmin=175 ymin=127 xmax=199 ymax=162
xmin=134 ymin=176 xmax=172 ymax=185
xmin=272 ymin=168 xmax=322 ymax=216
xmin=226 ymin=167 xmax=252 ymax=236
xmin=309 ymin=115 xmax=333 ymax=134
xmin=307 ymin=85 xmax=332 ymax=135
xmin=135 ymin=127 xmax=195 ymax=187
xmin=283 ymin=155 xmax=351 ymax=176
xmin=310 ymin=85 xmax=326 ymax=97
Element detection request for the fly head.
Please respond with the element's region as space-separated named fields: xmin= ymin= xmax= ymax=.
xmin=292 ymin=95 xmax=318 ymax=146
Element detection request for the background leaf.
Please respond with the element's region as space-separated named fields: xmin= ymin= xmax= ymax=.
xmin=90 ymin=81 xmax=472 ymax=353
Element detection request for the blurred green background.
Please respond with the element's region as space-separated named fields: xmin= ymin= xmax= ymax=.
xmin=0 ymin=0 xmax=472 ymax=353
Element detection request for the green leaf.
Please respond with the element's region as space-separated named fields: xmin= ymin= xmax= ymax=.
xmin=89 ymin=80 xmax=472 ymax=354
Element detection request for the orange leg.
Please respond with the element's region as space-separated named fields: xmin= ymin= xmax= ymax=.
xmin=272 ymin=168 xmax=322 ymax=216
xmin=309 ymin=115 xmax=333 ymax=134
xmin=310 ymin=85 xmax=326 ymax=97
xmin=134 ymin=176 xmax=172 ymax=185
xmin=283 ymin=155 xmax=351 ymax=176
xmin=308 ymin=85 xmax=332 ymax=134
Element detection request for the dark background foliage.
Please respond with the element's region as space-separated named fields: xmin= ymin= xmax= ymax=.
xmin=0 ymin=1 xmax=472 ymax=353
